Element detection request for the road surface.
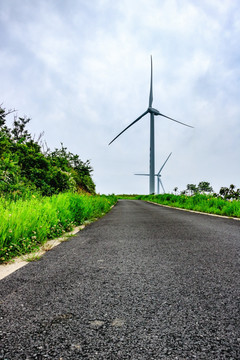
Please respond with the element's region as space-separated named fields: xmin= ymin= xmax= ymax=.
xmin=0 ymin=200 xmax=240 ymax=359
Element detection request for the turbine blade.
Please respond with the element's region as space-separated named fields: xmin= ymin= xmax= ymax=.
xmin=134 ymin=173 xmax=150 ymax=176
xmin=108 ymin=110 xmax=149 ymax=145
xmin=149 ymin=55 xmax=153 ymax=107
xmin=158 ymin=152 xmax=172 ymax=175
xmin=159 ymin=178 xmax=165 ymax=193
xmin=156 ymin=111 xmax=194 ymax=128
xmin=135 ymin=173 xmax=158 ymax=176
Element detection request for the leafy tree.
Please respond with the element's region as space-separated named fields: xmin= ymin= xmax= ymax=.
xmin=197 ymin=181 xmax=213 ymax=194
xmin=219 ymin=185 xmax=240 ymax=200
xmin=219 ymin=187 xmax=229 ymax=198
xmin=11 ymin=115 xmax=32 ymax=143
xmin=235 ymin=189 xmax=240 ymax=200
xmin=0 ymin=105 xmax=14 ymax=135
xmin=186 ymin=183 xmax=198 ymax=195
xmin=173 ymin=187 xmax=178 ymax=195
xmin=48 ymin=143 xmax=95 ymax=194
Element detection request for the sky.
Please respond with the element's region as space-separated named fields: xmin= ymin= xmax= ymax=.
xmin=1 ymin=0 xmax=240 ymax=194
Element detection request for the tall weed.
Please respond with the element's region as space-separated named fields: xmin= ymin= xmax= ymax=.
xmin=0 ymin=193 xmax=117 ymax=262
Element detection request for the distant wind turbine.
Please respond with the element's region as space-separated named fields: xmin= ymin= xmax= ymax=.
xmin=109 ymin=55 xmax=193 ymax=194
xmin=135 ymin=152 xmax=172 ymax=194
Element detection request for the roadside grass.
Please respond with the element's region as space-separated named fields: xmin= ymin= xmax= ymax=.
xmin=0 ymin=192 xmax=117 ymax=263
xmin=118 ymin=194 xmax=240 ymax=218
xmin=26 ymin=254 xmax=42 ymax=262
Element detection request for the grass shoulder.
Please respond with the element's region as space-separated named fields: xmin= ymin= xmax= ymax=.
xmin=0 ymin=192 xmax=117 ymax=263
xmin=117 ymin=194 xmax=240 ymax=219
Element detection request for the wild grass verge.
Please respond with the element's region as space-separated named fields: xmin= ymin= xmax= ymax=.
xmin=0 ymin=192 xmax=117 ymax=263
xmin=118 ymin=194 xmax=240 ymax=218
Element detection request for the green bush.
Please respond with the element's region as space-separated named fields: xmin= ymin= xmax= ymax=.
xmin=0 ymin=105 xmax=96 ymax=197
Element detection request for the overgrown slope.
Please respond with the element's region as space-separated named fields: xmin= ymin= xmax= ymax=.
xmin=0 ymin=105 xmax=95 ymax=198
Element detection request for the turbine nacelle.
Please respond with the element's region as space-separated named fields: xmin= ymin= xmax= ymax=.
xmin=148 ymin=107 xmax=161 ymax=115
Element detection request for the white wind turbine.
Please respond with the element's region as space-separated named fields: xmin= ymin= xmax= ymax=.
xmin=135 ymin=152 xmax=172 ymax=194
xmin=109 ymin=56 xmax=193 ymax=194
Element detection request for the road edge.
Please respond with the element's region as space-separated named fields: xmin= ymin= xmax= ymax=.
xmin=0 ymin=226 xmax=84 ymax=281
xmin=146 ymin=201 xmax=240 ymax=221
xmin=0 ymin=203 xmax=117 ymax=281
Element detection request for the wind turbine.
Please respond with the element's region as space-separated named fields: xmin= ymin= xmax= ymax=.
xmin=135 ymin=152 xmax=172 ymax=194
xmin=109 ymin=55 xmax=193 ymax=194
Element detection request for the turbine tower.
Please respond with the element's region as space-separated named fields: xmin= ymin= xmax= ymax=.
xmin=109 ymin=56 xmax=193 ymax=194
xmin=135 ymin=152 xmax=172 ymax=194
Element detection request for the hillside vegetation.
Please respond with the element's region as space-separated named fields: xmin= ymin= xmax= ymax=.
xmin=0 ymin=106 xmax=95 ymax=198
xmin=0 ymin=105 xmax=117 ymax=263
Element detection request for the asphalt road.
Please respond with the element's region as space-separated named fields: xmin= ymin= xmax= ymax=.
xmin=0 ymin=200 xmax=240 ymax=360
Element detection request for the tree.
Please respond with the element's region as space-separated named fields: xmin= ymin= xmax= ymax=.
xmin=11 ymin=115 xmax=32 ymax=143
xmin=235 ymin=188 xmax=240 ymax=200
xmin=173 ymin=187 xmax=178 ymax=195
xmin=186 ymin=183 xmax=197 ymax=195
xmin=219 ymin=185 xmax=240 ymax=200
xmin=48 ymin=143 xmax=95 ymax=194
xmin=219 ymin=187 xmax=229 ymax=199
xmin=197 ymin=181 xmax=213 ymax=194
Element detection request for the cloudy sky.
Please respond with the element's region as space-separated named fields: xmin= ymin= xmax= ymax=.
xmin=1 ymin=0 xmax=240 ymax=194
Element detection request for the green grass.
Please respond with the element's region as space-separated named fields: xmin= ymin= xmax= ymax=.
xmin=26 ymin=254 xmax=42 ymax=262
xmin=118 ymin=193 xmax=240 ymax=218
xmin=0 ymin=192 xmax=117 ymax=262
